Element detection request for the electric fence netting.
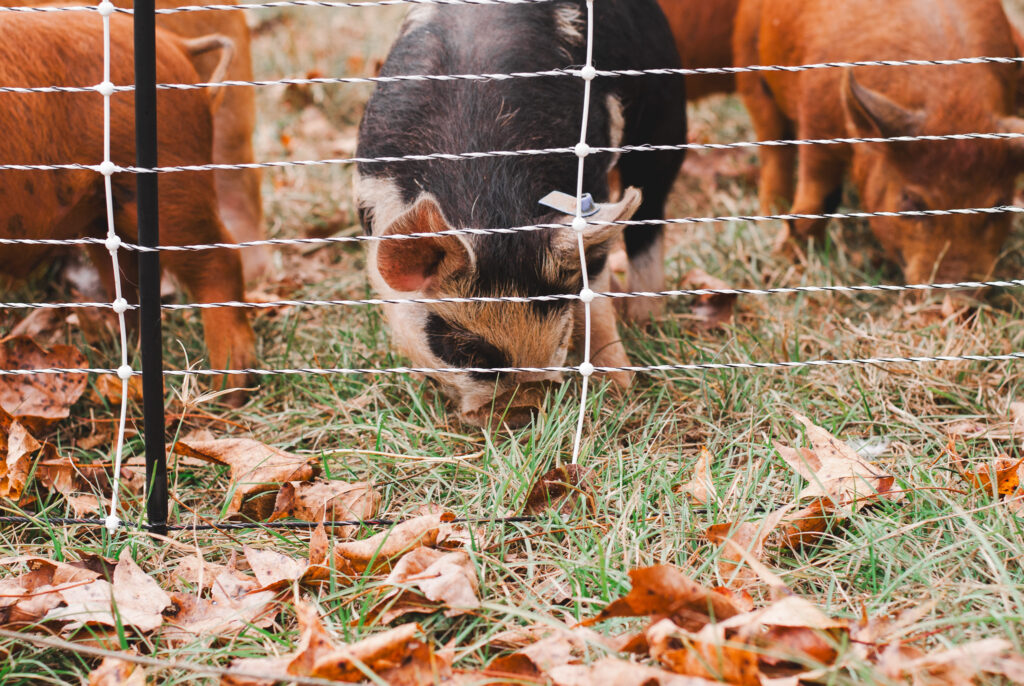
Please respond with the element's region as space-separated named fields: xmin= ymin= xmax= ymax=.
xmin=0 ymin=0 xmax=1019 ymax=539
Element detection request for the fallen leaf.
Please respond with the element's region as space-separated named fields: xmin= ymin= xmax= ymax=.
xmin=674 ymin=446 xmax=718 ymax=507
xmin=42 ymin=548 xmax=171 ymax=633
xmin=876 ymin=637 xmax=1023 ymax=685
xmin=88 ymin=655 xmax=146 ymax=686
xmin=244 ymin=538 xmax=329 ymax=591
xmin=523 ymin=465 xmax=593 ymax=515
xmin=946 ymin=401 xmax=1024 ymax=440
xmin=369 ymin=548 xmax=479 ymax=624
xmin=648 ymin=617 xmax=761 ymax=686
xmin=160 ymin=585 xmax=277 ymax=644
xmin=550 ymin=656 xmax=721 ymax=685
xmin=0 ymin=555 xmax=102 ymax=626
xmin=92 ymin=374 xmax=144 ymax=406
xmin=173 ymin=438 xmax=317 ymax=518
xmin=270 ymin=480 xmax=381 ymax=534
xmin=779 ymin=415 xmax=899 ymax=506
xmin=0 ymin=406 xmax=42 ymax=500
xmin=66 ymin=493 xmax=102 ymax=517
xmin=0 ymin=336 xmax=88 ymax=432
xmin=705 ymin=505 xmax=791 ymax=587
xmin=334 ymin=511 xmax=451 ymax=576
xmin=584 ymin=565 xmax=743 ymax=631
xmin=681 ymin=269 xmax=736 ymax=330
xmin=954 ymin=455 xmax=1023 ymax=497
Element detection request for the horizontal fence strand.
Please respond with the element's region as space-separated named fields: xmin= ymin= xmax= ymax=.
xmin=3 ymin=351 xmax=1022 ymax=377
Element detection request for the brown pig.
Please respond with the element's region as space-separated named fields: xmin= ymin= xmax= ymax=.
xmin=0 ymin=12 xmax=255 ymax=396
xmin=735 ymin=0 xmax=1024 ymax=283
xmin=0 ymin=0 xmax=268 ymax=284
xmin=657 ymin=0 xmax=741 ymax=101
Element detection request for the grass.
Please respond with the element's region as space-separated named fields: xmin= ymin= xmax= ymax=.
xmin=2 ymin=2 xmax=1024 ymax=684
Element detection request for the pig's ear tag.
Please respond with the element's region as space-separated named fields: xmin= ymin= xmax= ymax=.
xmin=539 ymin=191 xmax=600 ymax=217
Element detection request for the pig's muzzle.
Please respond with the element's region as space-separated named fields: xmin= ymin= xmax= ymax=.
xmin=459 ymin=377 xmax=561 ymax=429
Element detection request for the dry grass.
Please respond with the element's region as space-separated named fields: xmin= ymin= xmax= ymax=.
xmin=2 ymin=3 xmax=1024 ymax=684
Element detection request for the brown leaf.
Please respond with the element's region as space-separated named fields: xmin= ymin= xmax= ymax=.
xmin=681 ymin=269 xmax=736 ymax=330
xmin=369 ymin=548 xmax=479 ymax=624
xmin=41 ymin=549 xmax=171 ymax=633
xmin=877 ymin=637 xmax=1022 ymax=685
xmin=34 ymin=454 xmax=144 ymax=500
xmin=705 ymin=506 xmax=791 ymax=588
xmin=550 ymin=656 xmax=722 ymax=685
xmin=334 ymin=511 xmax=451 ymax=576
xmin=92 ymin=374 xmax=144 ymax=406
xmin=0 ymin=406 xmax=42 ymax=500
xmin=523 ymin=465 xmax=592 ymax=515
xmin=160 ymin=586 xmax=277 ymax=645
xmin=0 ymin=555 xmax=102 ymax=626
xmin=0 ymin=336 xmax=88 ymax=432
xmin=584 ymin=565 xmax=743 ymax=631
xmin=648 ymin=618 xmax=761 ymax=686
xmin=955 ymin=455 xmax=1023 ymax=497
xmin=270 ymin=479 xmax=381 ymax=535
xmin=946 ymin=401 xmax=1024 ymax=440
xmin=244 ymin=544 xmax=328 ymax=590
xmin=310 ymin=622 xmax=429 ymax=682
xmin=674 ymin=446 xmax=717 ymax=507
xmin=173 ymin=438 xmax=317 ymax=518
xmin=88 ymin=655 xmax=146 ymax=686
xmin=778 ymin=414 xmax=900 ymax=507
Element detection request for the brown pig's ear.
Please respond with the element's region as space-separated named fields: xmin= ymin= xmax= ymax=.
xmin=376 ymin=196 xmax=472 ymax=293
xmin=998 ymin=116 xmax=1024 ymax=169
xmin=553 ymin=186 xmax=642 ymax=266
xmin=842 ymin=69 xmax=924 ymax=139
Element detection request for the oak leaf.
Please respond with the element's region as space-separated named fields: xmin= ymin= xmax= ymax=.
xmin=173 ymin=438 xmax=317 ymax=517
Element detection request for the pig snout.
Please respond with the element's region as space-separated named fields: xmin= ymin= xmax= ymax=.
xmin=459 ymin=377 xmax=561 ymax=429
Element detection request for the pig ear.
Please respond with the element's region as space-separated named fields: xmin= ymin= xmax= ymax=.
xmin=998 ymin=116 xmax=1024 ymax=169
xmin=842 ymin=69 xmax=924 ymax=139
xmin=553 ymin=187 xmax=642 ymax=266
xmin=376 ymin=197 xmax=472 ymax=293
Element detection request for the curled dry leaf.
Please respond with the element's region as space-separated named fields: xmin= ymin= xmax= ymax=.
xmin=42 ymin=549 xmax=171 ymax=633
xmin=647 ymin=617 xmax=761 ymax=686
xmin=34 ymin=455 xmax=145 ymax=501
xmin=876 ymin=637 xmax=1024 ymax=685
xmin=369 ymin=548 xmax=479 ymax=624
xmin=705 ymin=506 xmax=791 ymax=588
xmin=550 ymin=657 xmax=721 ymax=686
xmin=222 ymin=602 xmax=446 ymax=685
xmin=524 ymin=465 xmax=593 ymax=515
xmin=0 ymin=336 xmax=88 ymax=432
xmin=674 ymin=446 xmax=717 ymax=507
xmin=0 ymin=555 xmax=102 ymax=627
xmin=173 ymin=438 xmax=317 ymax=518
xmin=334 ymin=511 xmax=452 ymax=576
xmin=243 ymin=527 xmax=330 ymax=591
xmin=681 ymin=269 xmax=736 ymax=330
xmin=92 ymin=374 xmax=144 ymax=406
xmin=954 ymin=454 xmax=1023 ymax=497
xmin=270 ymin=479 xmax=381 ymax=535
xmin=88 ymin=655 xmax=146 ymax=686
xmin=583 ymin=565 xmax=743 ymax=631
xmin=488 ymin=625 xmax=612 ymax=680
xmin=0 ymin=406 xmax=43 ymax=501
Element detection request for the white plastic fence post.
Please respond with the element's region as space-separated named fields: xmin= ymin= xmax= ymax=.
xmin=570 ymin=0 xmax=596 ymax=465
xmin=96 ymin=0 xmax=131 ymax=533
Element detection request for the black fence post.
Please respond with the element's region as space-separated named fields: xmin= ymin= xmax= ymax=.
xmin=134 ymin=0 xmax=168 ymax=536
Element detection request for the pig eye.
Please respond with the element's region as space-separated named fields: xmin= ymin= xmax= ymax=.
xmin=899 ymin=192 xmax=926 ymax=213
xmin=424 ymin=313 xmax=507 ymax=381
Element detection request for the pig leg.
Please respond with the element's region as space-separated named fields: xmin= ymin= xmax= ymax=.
xmin=116 ymin=198 xmax=257 ymax=405
xmin=785 ymin=147 xmax=845 ymax=246
xmin=737 ymin=73 xmax=796 ymax=214
xmin=574 ymin=268 xmax=632 ymax=388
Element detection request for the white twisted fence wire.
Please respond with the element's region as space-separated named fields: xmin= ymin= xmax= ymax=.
xmin=4 ymin=277 xmax=1024 ymax=311
xmin=0 ymin=128 xmax=1018 ymax=174
xmin=5 ymin=54 xmax=1024 ymax=95
xmin=4 ymin=351 xmax=1024 ymax=378
xmin=0 ymin=203 xmax=1018 ymax=252
xmin=93 ymin=0 xmax=132 ymax=534
xmin=0 ymin=0 xmax=551 ymax=13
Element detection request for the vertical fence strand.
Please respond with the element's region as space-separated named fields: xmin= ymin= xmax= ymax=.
xmin=570 ymin=0 xmax=596 ymax=465
xmin=133 ymin=0 xmax=169 ymax=536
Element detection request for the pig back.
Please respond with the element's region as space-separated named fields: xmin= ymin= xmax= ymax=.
xmin=757 ymin=0 xmax=1019 ymax=138
xmin=357 ymin=0 xmax=685 ymax=236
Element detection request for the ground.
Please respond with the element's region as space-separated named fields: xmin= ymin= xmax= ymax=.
xmin=1 ymin=2 xmax=1024 ymax=684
